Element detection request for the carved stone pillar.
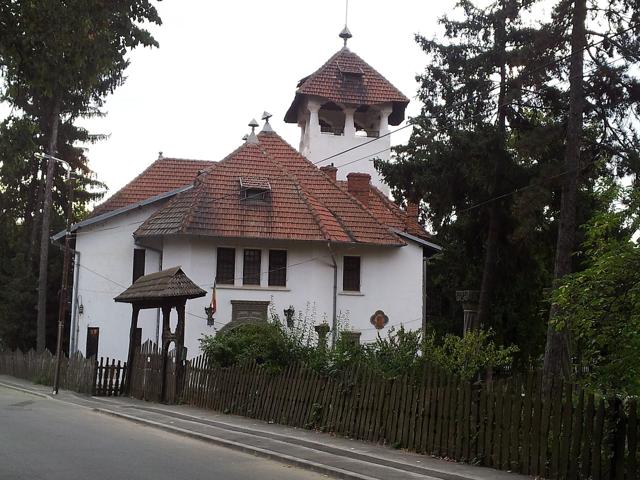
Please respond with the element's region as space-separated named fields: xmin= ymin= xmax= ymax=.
xmin=307 ymin=100 xmax=321 ymax=136
xmin=455 ymin=290 xmax=480 ymax=334
xmin=378 ymin=106 xmax=392 ymax=137
xmin=343 ymin=107 xmax=356 ymax=137
xmin=314 ymin=323 xmax=331 ymax=351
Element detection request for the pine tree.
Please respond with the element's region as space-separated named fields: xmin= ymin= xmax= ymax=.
xmin=0 ymin=0 xmax=161 ymax=351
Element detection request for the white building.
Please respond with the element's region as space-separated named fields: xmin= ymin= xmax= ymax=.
xmin=63 ymin=32 xmax=439 ymax=362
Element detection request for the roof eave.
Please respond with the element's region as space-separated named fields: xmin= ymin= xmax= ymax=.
xmin=51 ymin=184 xmax=195 ymax=242
xmin=392 ymin=229 xmax=442 ymax=252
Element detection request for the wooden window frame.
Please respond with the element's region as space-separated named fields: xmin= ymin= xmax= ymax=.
xmin=216 ymin=247 xmax=236 ymax=285
xmin=243 ymin=248 xmax=262 ymax=286
xmin=342 ymin=255 xmax=361 ymax=292
xmin=268 ymin=250 xmax=287 ymax=287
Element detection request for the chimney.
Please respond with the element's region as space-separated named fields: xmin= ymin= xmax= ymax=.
xmin=406 ymin=201 xmax=420 ymax=220
xmin=320 ymin=164 xmax=338 ymax=182
xmin=347 ymin=172 xmax=371 ymax=207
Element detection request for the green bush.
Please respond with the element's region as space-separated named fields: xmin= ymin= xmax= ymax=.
xmin=200 ymin=322 xmax=303 ymax=373
xmin=200 ymin=314 xmax=518 ymax=382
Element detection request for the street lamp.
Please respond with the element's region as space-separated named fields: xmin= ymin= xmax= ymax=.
xmin=37 ymin=152 xmax=74 ymax=396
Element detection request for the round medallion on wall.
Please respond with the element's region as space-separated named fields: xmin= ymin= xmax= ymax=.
xmin=370 ymin=310 xmax=389 ymax=330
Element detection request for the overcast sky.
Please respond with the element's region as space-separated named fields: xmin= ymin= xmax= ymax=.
xmin=69 ymin=1 xmax=453 ymax=197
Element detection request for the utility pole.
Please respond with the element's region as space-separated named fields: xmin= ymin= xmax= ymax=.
xmin=36 ymin=153 xmax=74 ymax=395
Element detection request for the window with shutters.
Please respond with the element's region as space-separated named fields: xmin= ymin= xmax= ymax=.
xmin=132 ymin=249 xmax=145 ymax=283
xmin=216 ymin=247 xmax=236 ymax=285
xmin=343 ymin=256 xmax=361 ymax=292
xmin=268 ymin=250 xmax=287 ymax=287
xmin=243 ymin=249 xmax=261 ymax=285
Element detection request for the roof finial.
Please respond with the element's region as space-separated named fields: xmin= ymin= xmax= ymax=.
xmin=246 ymin=118 xmax=259 ymax=144
xmin=339 ymin=0 xmax=352 ymax=48
xmin=158 ymin=151 xmax=164 ymax=160
xmin=261 ymin=111 xmax=274 ymax=133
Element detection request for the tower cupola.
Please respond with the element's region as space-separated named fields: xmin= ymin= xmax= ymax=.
xmin=284 ymin=34 xmax=409 ymax=194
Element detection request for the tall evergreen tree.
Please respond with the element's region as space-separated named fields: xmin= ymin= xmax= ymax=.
xmin=539 ymin=0 xmax=640 ymax=382
xmin=0 ymin=0 xmax=161 ymax=351
xmin=376 ymin=0 xmax=557 ymax=359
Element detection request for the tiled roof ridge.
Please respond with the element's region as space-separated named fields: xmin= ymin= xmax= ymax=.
xmin=157 ymin=156 xmax=214 ymax=163
xmin=179 ymin=142 xmax=266 ymax=231
xmin=258 ymin=144 xmax=336 ymax=242
xmin=369 ymin=185 xmax=409 ymax=223
xmin=177 ymin=177 xmax=206 ymax=234
xmin=298 ymin=47 xmax=409 ymax=102
xmin=257 ymin=131 xmax=404 ymax=245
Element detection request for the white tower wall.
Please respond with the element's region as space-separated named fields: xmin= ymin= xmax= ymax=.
xmin=297 ymin=97 xmax=392 ymax=194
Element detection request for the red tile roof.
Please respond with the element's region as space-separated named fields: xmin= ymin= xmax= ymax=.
xmin=89 ymin=157 xmax=213 ymax=218
xmin=338 ymin=181 xmax=432 ymax=241
xmin=134 ymin=132 xmax=414 ymax=246
xmin=284 ymin=48 xmax=409 ymax=126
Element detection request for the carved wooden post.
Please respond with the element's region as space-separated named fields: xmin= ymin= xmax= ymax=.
xmin=160 ymin=304 xmax=172 ymax=403
xmin=175 ymin=302 xmax=186 ymax=400
xmin=124 ymin=305 xmax=140 ymax=395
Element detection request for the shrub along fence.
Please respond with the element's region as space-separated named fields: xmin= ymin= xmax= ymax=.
xmin=0 ymin=349 xmax=95 ymax=394
xmin=179 ymin=355 xmax=640 ymax=480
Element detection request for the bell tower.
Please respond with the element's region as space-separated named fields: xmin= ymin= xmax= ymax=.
xmin=284 ymin=27 xmax=409 ymax=194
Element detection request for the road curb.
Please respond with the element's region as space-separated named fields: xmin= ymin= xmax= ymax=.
xmin=0 ymin=381 xmax=53 ymax=400
xmin=132 ymin=405 xmax=474 ymax=480
xmin=93 ymin=407 xmax=385 ymax=480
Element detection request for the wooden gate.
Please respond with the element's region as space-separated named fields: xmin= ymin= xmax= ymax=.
xmin=93 ymin=357 xmax=126 ymax=396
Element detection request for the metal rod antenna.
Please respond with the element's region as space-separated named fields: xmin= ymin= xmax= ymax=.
xmin=345 ymin=0 xmax=349 ymax=26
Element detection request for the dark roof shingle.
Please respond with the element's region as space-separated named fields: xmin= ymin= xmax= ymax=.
xmin=114 ymin=266 xmax=206 ymax=304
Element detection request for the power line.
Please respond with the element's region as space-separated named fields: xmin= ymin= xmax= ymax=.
xmin=68 ymin=27 xmax=636 ymax=238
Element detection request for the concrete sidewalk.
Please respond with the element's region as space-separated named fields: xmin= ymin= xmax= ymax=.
xmin=0 ymin=375 xmax=530 ymax=480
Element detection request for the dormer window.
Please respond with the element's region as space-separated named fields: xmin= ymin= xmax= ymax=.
xmin=239 ymin=176 xmax=271 ymax=203
xmin=337 ymin=62 xmax=364 ymax=77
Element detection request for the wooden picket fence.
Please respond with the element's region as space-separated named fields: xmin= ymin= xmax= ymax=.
xmin=93 ymin=357 xmax=127 ymax=396
xmin=180 ymin=356 xmax=640 ymax=480
xmin=0 ymin=349 xmax=95 ymax=394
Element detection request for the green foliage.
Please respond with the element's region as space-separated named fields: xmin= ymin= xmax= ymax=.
xmin=199 ymin=308 xmax=518 ymax=383
xmin=200 ymin=322 xmax=302 ymax=374
xmin=0 ymin=0 xmax=161 ymax=350
xmin=424 ymin=329 xmax=518 ymax=381
xmin=553 ymin=186 xmax=640 ymax=396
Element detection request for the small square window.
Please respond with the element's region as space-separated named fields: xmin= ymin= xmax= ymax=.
xmin=268 ymin=250 xmax=287 ymax=287
xmin=216 ymin=248 xmax=235 ymax=285
xmin=243 ymin=249 xmax=262 ymax=286
xmin=343 ymin=256 xmax=361 ymax=292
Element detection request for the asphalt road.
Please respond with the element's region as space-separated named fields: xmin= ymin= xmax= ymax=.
xmin=0 ymin=386 xmax=332 ymax=480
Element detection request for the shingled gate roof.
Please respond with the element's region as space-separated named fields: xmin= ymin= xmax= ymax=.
xmin=90 ymin=157 xmax=213 ymax=218
xmin=134 ymin=131 xmax=430 ymax=247
xmin=114 ymin=266 xmax=206 ymax=305
xmin=284 ymin=48 xmax=409 ymax=126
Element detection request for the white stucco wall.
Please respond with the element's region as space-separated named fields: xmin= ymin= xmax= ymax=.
xmin=72 ymin=205 xmax=164 ymax=362
xmin=152 ymin=236 xmax=424 ymax=356
xmin=71 ymin=210 xmax=425 ymax=361
xmin=299 ymin=98 xmax=393 ymax=194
